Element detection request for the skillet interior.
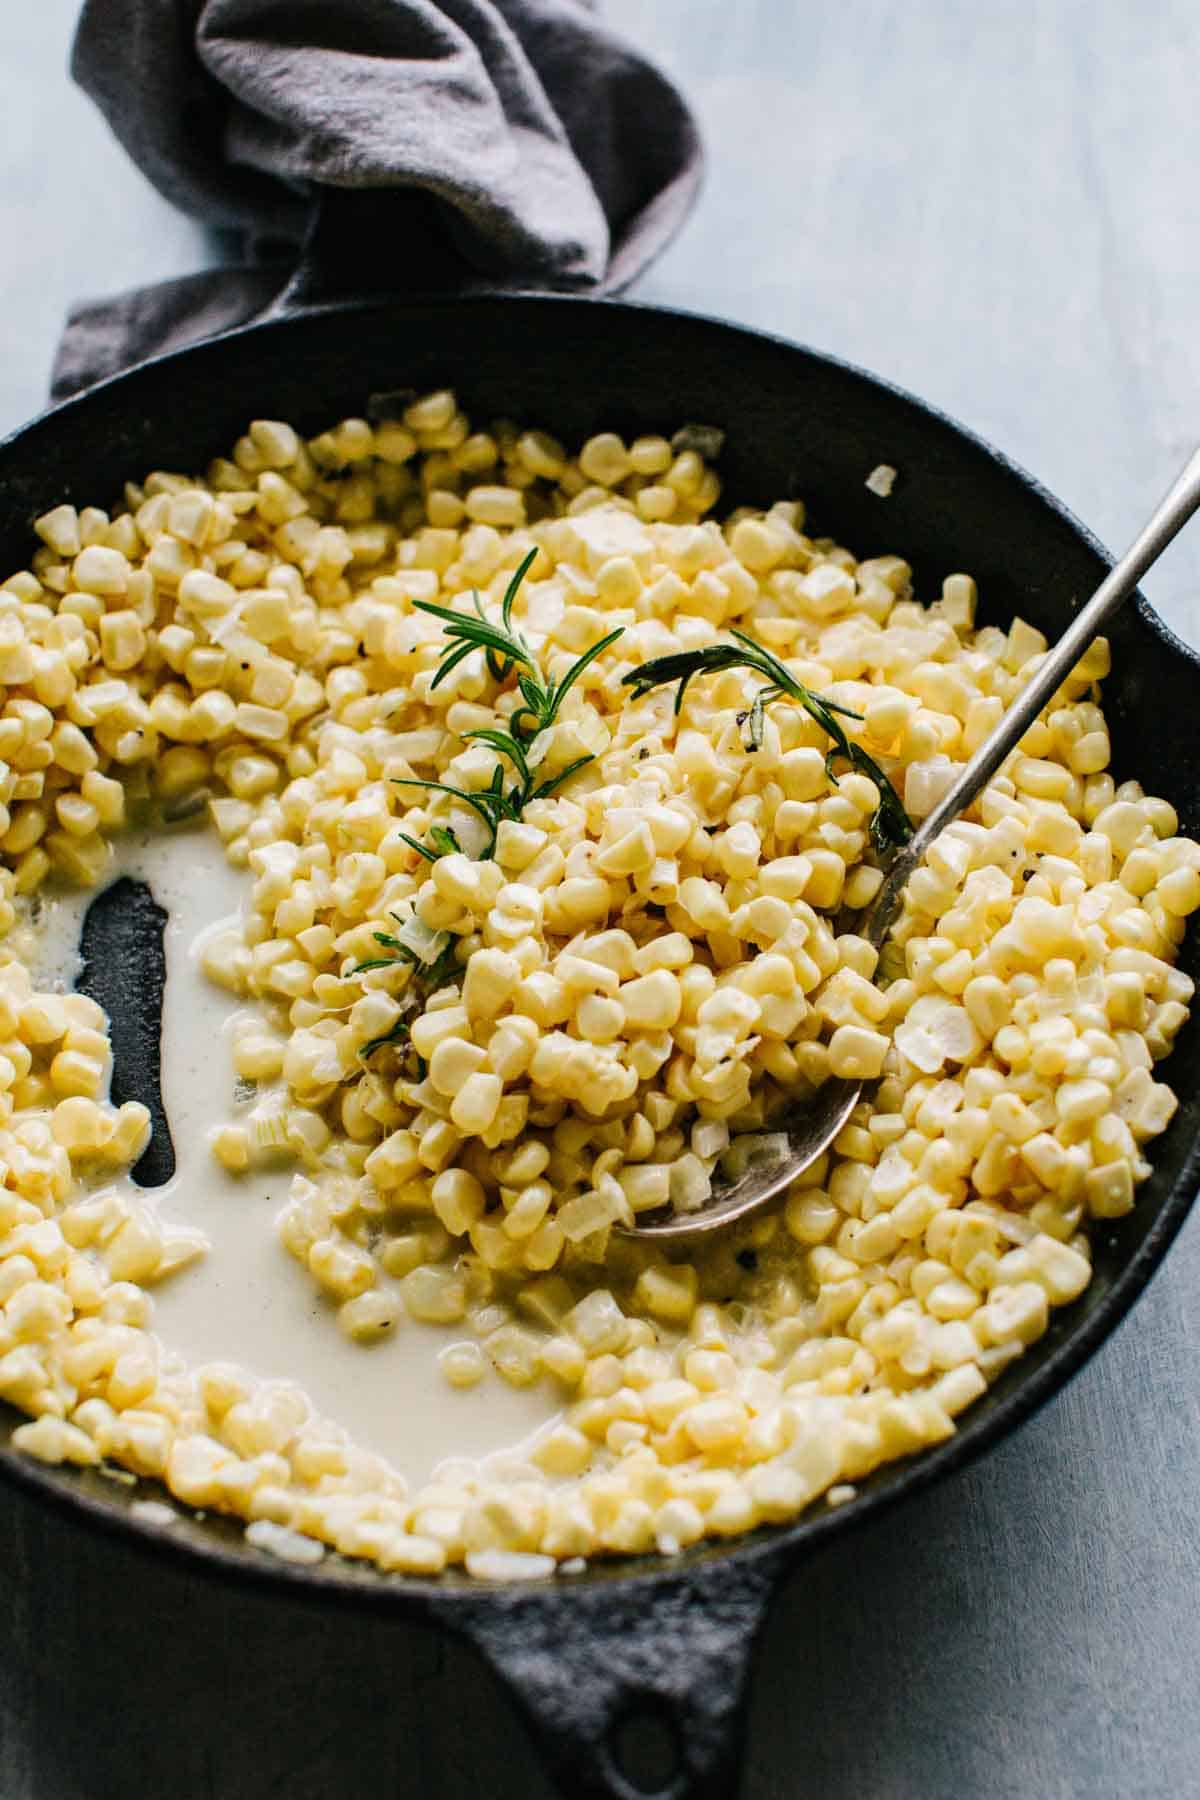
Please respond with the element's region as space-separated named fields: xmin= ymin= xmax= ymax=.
xmin=0 ymin=293 xmax=1197 ymax=1606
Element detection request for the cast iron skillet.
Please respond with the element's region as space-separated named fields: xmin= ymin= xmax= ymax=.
xmin=1 ymin=296 xmax=1198 ymax=1800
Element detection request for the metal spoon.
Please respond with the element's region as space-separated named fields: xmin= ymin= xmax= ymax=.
xmin=627 ymin=445 xmax=1200 ymax=1242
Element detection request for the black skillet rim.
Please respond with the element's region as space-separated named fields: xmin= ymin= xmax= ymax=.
xmin=0 ymin=291 xmax=1197 ymax=1612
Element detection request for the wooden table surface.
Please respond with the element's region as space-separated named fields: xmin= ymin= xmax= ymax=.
xmin=4 ymin=3 xmax=1200 ymax=1796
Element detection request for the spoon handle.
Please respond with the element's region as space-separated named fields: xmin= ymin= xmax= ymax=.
xmin=905 ymin=445 xmax=1200 ymax=862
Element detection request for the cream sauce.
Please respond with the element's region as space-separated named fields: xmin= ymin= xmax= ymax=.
xmin=23 ymin=823 xmax=561 ymax=1488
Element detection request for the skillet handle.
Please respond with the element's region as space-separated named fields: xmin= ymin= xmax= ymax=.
xmin=452 ymin=1550 xmax=783 ymax=1800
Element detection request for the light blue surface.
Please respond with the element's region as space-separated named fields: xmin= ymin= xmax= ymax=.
xmin=2 ymin=5 xmax=1200 ymax=1797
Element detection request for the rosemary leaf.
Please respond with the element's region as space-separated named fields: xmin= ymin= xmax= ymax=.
xmin=531 ymin=754 xmax=599 ymax=801
xmin=358 ymin=1019 xmax=410 ymax=1060
xmin=427 ymin=638 xmax=479 ymax=692
xmin=502 ymin=547 xmax=539 ymax=633
xmin=466 ymin=728 xmax=533 ymax=787
xmin=397 ymin=831 xmax=438 ymax=864
xmin=544 ymin=627 xmax=626 ymax=726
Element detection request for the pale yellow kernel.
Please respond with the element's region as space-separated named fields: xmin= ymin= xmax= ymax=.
xmin=449 ymin=1068 xmax=502 ymax=1134
xmin=439 ymin=1340 xmax=488 ymax=1388
xmin=619 ymin=970 xmax=682 ymax=1032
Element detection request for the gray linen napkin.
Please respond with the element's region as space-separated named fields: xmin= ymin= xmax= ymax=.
xmin=54 ymin=0 xmax=702 ymax=400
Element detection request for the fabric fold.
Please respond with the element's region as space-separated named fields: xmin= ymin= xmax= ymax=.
xmin=53 ymin=0 xmax=702 ymax=398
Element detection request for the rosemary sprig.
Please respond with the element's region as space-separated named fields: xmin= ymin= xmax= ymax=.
xmin=412 ymin=550 xmax=624 ymax=731
xmin=395 ymin=550 xmax=624 ymax=855
xmin=360 ymin=547 xmax=622 ymax=1050
xmin=622 ymin=629 xmax=913 ymax=852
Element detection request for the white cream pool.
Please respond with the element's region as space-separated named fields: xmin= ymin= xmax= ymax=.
xmin=20 ymin=823 xmax=562 ymax=1487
